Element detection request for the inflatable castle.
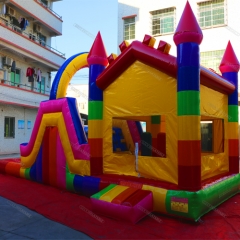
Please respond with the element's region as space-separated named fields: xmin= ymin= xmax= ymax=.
xmin=0 ymin=1 xmax=239 ymax=223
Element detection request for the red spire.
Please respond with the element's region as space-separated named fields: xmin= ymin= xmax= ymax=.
xmin=173 ymin=1 xmax=203 ymax=45
xmin=87 ymin=32 xmax=108 ymax=66
xmin=219 ymin=41 xmax=239 ymax=73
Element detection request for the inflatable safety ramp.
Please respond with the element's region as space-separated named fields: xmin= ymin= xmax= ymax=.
xmin=91 ymin=184 xmax=153 ymax=223
xmin=20 ymin=97 xmax=90 ymax=183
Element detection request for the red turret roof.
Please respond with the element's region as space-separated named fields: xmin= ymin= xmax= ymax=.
xmin=87 ymin=32 xmax=108 ymax=66
xmin=219 ymin=41 xmax=239 ymax=73
xmin=173 ymin=1 xmax=203 ymax=45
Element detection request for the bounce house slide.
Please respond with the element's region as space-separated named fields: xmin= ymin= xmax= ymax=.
xmin=20 ymin=97 xmax=90 ymax=176
xmin=2 ymin=1 xmax=240 ymax=223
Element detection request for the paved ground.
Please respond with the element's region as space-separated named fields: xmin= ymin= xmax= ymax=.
xmin=0 ymin=154 xmax=92 ymax=240
xmin=0 ymin=197 xmax=92 ymax=240
xmin=0 ymin=153 xmax=20 ymax=160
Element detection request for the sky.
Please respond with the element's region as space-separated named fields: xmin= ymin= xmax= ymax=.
xmin=51 ymin=0 xmax=118 ymax=84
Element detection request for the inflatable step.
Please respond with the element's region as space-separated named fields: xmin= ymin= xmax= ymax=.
xmin=91 ymin=185 xmax=153 ymax=223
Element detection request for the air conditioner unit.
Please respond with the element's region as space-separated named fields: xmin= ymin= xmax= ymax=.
xmin=6 ymin=6 xmax=15 ymax=17
xmin=33 ymin=24 xmax=42 ymax=33
xmin=2 ymin=56 xmax=12 ymax=67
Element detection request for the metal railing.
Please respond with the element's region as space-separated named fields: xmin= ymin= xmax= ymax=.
xmin=0 ymin=79 xmax=50 ymax=95
xmin=0 ymin=17 xmax=65 ymax=57
xmin=36 ymin=0 xmax=62 ymax=20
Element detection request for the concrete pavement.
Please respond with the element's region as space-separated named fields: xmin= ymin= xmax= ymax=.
xmin=0 ymin=154 xmax=92 ymax=239
xmin=0 ymin=196 xmax=92 ymax=240
xmin=0 ymin=153 xmax=20 ymax=160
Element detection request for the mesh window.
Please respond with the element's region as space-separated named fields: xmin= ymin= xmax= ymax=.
xmin=200 ymin=50 xmax=224 ymax=73
xmin=124 ymin=17 xmax=135 ymax=40
xmin=4 ymin=117 xmax=15 ymax=138
xmin=151 ymin=7 xmax=175 ymax=35
xmin=198 ymin=0 xmax=225 ymax=28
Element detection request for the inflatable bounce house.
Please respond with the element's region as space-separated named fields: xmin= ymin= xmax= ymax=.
xmin=0 ymin=1 xmax=239 ymax=223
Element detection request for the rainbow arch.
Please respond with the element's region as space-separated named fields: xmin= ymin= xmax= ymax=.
xmin=50 ymin=52 xmax=88 ymax=100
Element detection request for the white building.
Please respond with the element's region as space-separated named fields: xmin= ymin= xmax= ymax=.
xmin=67 ymin=83 xmax=89 ymax=124
xmin=118 ymin=0 xmax=240 ymax=74
xmin=118 ymin=0 xmax=240 ymax=126
xmin=0 ymin=0 xmax=65 ymax=154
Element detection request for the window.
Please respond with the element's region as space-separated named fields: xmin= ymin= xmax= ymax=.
xmin=201 ymin=118 xmax=224 ymax=153
xmin=198 ymin=0 xmax=226 ymax=28
xmin=37 ymin=77 xmax=45 ymax=94
xmin=41 ymin=0 xmax=48 ymax=6
xmin=79 ymin=103 xmax=85 ymax=109
xmin=123 ymin=17 xmax=135 ymax=40
xmin=27 ymin=120 xmax=31 ymax=129
xmin=11 ymin=17 xmax=22 ymax=33
xmin=151 ymin=7 xmax=175 ymax=35
xmin=11 ymin=69 xmax=20 ymax=87
xmin=39 ymin=33 xmax=46 ymax=47
xmin=201 ymin=121 xmax=213 ymax=152
xmin=18 ymin=120 xmax=25 ymax=129
xmin=112 ymin=116 xmax=166 ymax=158
xmin=200 ymin=50 xmax=224 ymax=73
xmin=4 ymin=117 xmax=15 ymax=138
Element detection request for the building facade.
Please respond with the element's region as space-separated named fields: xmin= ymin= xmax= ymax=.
xmin=118 ymin=0 xmax=240 ymax=130
xmin=0 ymin=0 xmax=65 ymax=154
xmin=67 ymin=83 xmax=89 ymax=124
xmin=118 ymin=0 xmax=240 ymax=73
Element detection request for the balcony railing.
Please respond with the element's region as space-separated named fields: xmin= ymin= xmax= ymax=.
xmin=36 ymin=0 xmax=62 ymax=20
xmin=0 ymin=17 xmax=65 ymax=57
xmin=0 ymin=79 xmax=50 ymax=95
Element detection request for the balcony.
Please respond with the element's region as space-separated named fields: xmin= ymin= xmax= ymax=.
xmin=0 ymin=79 xmax=49 ymax=108
xmin=36 ymin=0 xmax=62 ymax=20
xmin=7 ymin=0 xmax=63 ymax=36
xmin=0 ymin=18 xmax=65 ymax=71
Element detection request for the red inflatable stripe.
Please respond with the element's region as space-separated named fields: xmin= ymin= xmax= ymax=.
xmin=122 ymin=190 xmax=151 ymax=207
xmin=111 ymin=187 xmax=138 ymax=205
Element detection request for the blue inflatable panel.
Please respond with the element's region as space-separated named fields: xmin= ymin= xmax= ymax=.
xmin=67 ymin=97 xmax=87 ymax=144
xmin=29 ymin=158 xmax=37 ymax=182
xmin=36 ymin=145 xmax=43 ymax=183
xmin=223 ymin=72 xmax=238 ymax=105
xmin=73 ymin=175 xmax=84 ymax=194
xmin=89 ymin=64 xmax=105 ymax=101
xmin=135 ymin=121 xmax=143 ymax=136
xmin=177 ymin=66 xmax=200 ymax=91
xmin=177 ymin=42 xmax=200 ymax=68
xmin=81 ymin=176 xmax=101 ymax=197
xmin=21 ymin=142 xmax=28 ymax=146
xmin=112 ymin=127 xmax=127 ymax=151
xmin=89 ymin=82 xmax=103 ymax=101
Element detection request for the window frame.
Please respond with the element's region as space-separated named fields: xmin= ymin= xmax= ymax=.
xmin=123 ymin=17 xmax=136 ymax=41
xmin=112 ymin=116 xmax=166 ymax=158
xmin=39 ymin=33 xmax=46 ymax=47
xmin=79 ymin=102 xmax=85 ymax=110
xmin=150 ymin=7 xmax=176 ymax=36
xmin=41 ymin=0 xmax=48 ymax=7
xmin=201 ymin=118 xmax=224 ymax=154
xmin=198 ymin=0 xmax=227 ymax=29
xmin=10 ymin=68 xmax=20 ymax=87
xmin=200 ymin=49 xmax=224 ymax=74
xmin=4 ymin=116 xmax=15 ymax=138
xmin=37 ymin=76 xmax=45 ymax=94
xmin=201 ymin=120 xmax=213 ymax=152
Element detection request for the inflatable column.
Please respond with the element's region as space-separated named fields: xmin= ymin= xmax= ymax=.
xmin=219 ymin=41 xmax=240 ymax=174
xmin=173 ymin=2 xmax=203 ymax=191
xmin=87 ymin=32 xmax=108 ymax=175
